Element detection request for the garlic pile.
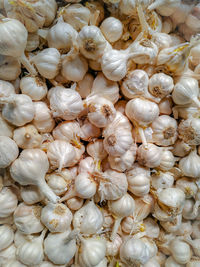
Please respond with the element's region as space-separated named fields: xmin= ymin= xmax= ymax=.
xmin=1 ymin=0 xmax=200 ymax=266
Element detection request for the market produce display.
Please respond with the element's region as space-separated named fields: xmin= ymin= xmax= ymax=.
xmin=0 ymin=0 xmax=200 ymax=266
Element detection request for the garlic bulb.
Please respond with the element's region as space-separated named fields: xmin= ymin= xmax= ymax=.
xmin=160 ymin=214 xmax=182 ymax=233
xmin=0 ymin=114 xmax=14 ymax=138
xmin=0 ymin=55 xmax=21 ymax=81
xmin=108 ymin=193 xmax=135 ymax=240
xmin=128 ymin=173 xmax=150 ymax=197
xmin=80 ymin=119 xmax=101 ymax=141
xmin=186 ymin=4 xmax=200 ymax=33
xmin=159 ymin=97 xmax=173 ymax=115
xmin=178 ymin=118 xmax=200 ymax=146
xmin=97 ymin=169 xmax=128 ymax=201
xmin=179 ymin=149 xmax=200 ymax=178
xmin=20 ymin=76 xmax=47 ymax=101
xmin=0 ymin=244 xmax=16 ymax=265
xmin=176 ymin=177 xmax=198 ymax=199
xmin=137 ymin=143 xmax=162 ymax=168
xmin=14 ymin=202 xmax=44 ymax=234
xmin=121 ymin=69 xmax=149 ymax=99
xmin=74 ymin=172 xmax=97 ymax=199
xmin=0 ymin=136 xmax=19 ymax=168
xmin=62 ymin=53 xmax=88 ymax=82
xmin=186 ymin=260 xmax=200 ymax=267
xmin=76 ymin=73 xmax=94 ymax=99
xmin=172 ymin=77 xmax=200 ymax=107
xmin=100 ymin=17 xmax=123 ymax=43
xmin=0 ymin=187 xmax=18 ymax=218
xmin=62 ymin=4 xmax=90 ymax=31
xmin=91 ymin=72 xmax=119 ymax=104
xmin=47 ymin=140 xmax=76 ymax=171
xmin=10 ymin=149 xmax=59 ymax=203
xmin=151 ymin=171 xmax=174 ymax=190
xmin=2 ymin=259 xmax=26 ymax=267
xmin=46 ymin=172 xmax=68 ymax=196
xmin=20 ymin=185 xmax=44 ymax=205
xmin=66 ymin=197 xmax=83 ymax=211
xmin=16 ymin=229 xmax=47 ymax=266
xmin=0 ymin=224 xmax=14 ymax=251
xmin=78 ymin=25 xmax=109 ymax=60
xmin=73 ymin=200 xmax=103 ymax=234
xmin=126 ymin=163 xmax=150 ymax=182
xmin=0 ymin=94 xmax=34 ymax=126
xmin=26 ymin=32 xmax=39 ymax=52
xmin=192 ymin=221 xmax=200 ymax=239
xmin=78 ymin=236 xmax=106 ymax=267
xmin=165 ymin=256 xmax=185 ymax=267
xmin=48 ymin=86 xmax=83 ymax=120
xmin=47 ymin=20 xmax=78 ymax=53
xmin=148 ymin=73 xmax=174 ymax=100
xmin=44 ymin=230 xmax=77 ymax=265
xmin=159 ymin=150 xmax=175 ymax=171
xmin=151 ymin=115 xmax=178 ymax=146
xmin=41 ymin=203 xmax=72 ymax=232
xmin=182 ymin=198 xmax=200 ymax=220
xmin=120 ymin=237 xmax=151 ymax=266
xmin=170 ymin=238 xmax=192 ymax=264
xmin=0 ymin=80 xmax=15 ymax=98
xmin=106 ymin=234 xmax=122 ymax=257
xmin=31 ymin=48 xmax=61 ymax=79
xmin=33 ymin=101 xmax=55 ymax=133
xmin=13 ymin=124 xmax=42 ymax=149
xmin=86 ymin=96 xmax=116 ymax=128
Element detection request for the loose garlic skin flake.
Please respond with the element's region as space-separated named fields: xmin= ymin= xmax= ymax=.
xmin=0 ymin=136 xmax=19 ymax=168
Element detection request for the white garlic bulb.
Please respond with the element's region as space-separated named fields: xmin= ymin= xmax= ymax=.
xmin=165 ymin=256 xmax=184 ymax=267
xmin=62 ymin=53 xmax=88 ymax=82
xmin=0 ymin=55 xmax=21 ymax=81
xmin=78 ymin=25 xmax=109 ymax=60
xmin=79 ymin=237 xmax=106 ymax=267
xmin=47 ymin=140 xmax=76 ymax=171
xmin=160 ymin=214 xmax=182 ymax=233
xmin=137 ymin=143 xmax=162 ymax=168
xmin=128 ymin=173 xmax=150 ymax=197
xmin=16 ymin=229 xmax=47 ymax=266
xmin=0 ymin=80 xmax=15 ymax=98
xmin=10 ymin=149 xmax=59 ymax=203
xmin=106 ymin=234 xmax=122 ymax=257
xmin=151 ymin=171 xmax=174 ymax=190
xmin=80 ymin=119 xmax=101 ymax=141
xmin=20 ymin=185 xmax=44 ymax=205
xmin=26 ymin=32 xmax=39 ymax=52
xmin=20 ymin=76 xmax=47 ymax=101
xmin=73 ymin=200 xmax=103 ymax=234
xmin=179 ymin=149 xmax=200 ymax=178
xmin=13 ymin=124 xmax=42 ymax=149
xmin=159 ymin=97 xmax=173 ymax=115
xmin=47 ymin=20 xmax=78 ymax=53
xmin=48 ymin=86 xmax=83 ymax=120
xmin=31 ymin=48 xmax=61 ymax=79
xmin=14 ymin=202 xmax=44 ymax=234
xmin=74 ymin=172 xmax=97 ymax=199
xmin=76 ymin=73 xmax=94 ymax=99
xmin=176 ymin=177 xmax=198 ymax=199
xmin=0 ymin=94 xmax=34 ymax=126
xmin=33 ymin=101 xmax=55 ymax=133
xmin=86 ymin=96 xmax=116 ymax=128
xmin=100 ymin=17 xmax=123 ymax=43
xmin=41 ymin=203 xmax=72 ymax=232
xmin=2 ymin=259 xmax=26 ymax=267
xmin=0 ymin=136 xmax=19 ymax=168
xmin=0 ymin=187 xmax=18 ymax=218
xmin=46 ymin=172 xmax=68 ymax=196
xmin=151 ymin=115 xmax=178 ymax=146
xmin=66 ymin=197 xmax=84 ymax=211
xmin=182 ymin=199 xmax=200 ymax=220
xmin=0 ymin=224 xmax=14 ymax=251
xmin=178 ymin=118 xmax=200 ymax=145
xmin=159 ymin=150 xmax=175 ymax=171
xmin=170 ymin=238 xmax=192 ymax=265
xmin=121 ymin=69 xmax=149 ymax=99
xmin=0 ymin=244 xmax=16 ymax=265
xmin=44 ymin=230 xmax=77 ymax=265
xmin=0 ymin=114 xmax=14 ymax=138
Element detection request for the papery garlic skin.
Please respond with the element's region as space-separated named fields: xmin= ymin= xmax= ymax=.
xmin=178 ymin=118 xmax=200 ymax=145
xmin=48 ymin=86 xmax=83 ymax=120
xmin=0 ymin=224 xmax=14 ymax=251
xmin=0 ymin=136 xmax=19 ymax=168
xmin=31 ymin=48 xmax=61 ymax=79
xmin=14 ymin=202 xmax=44 ymax=234
xmin=100 ymin=17 xmax=123 ymax=43
xmin=20 ymin=76 xmax=47 ymax=101
xmin=13 ymin=124 xmax=42 ymax=149
xmin=47 ymin=140 xmax=76 ymax=171
xmin=0 ymin=94 xmax=35 ymax=126
xmin=0 ymin=187 xmax=18 ymax=218
xmin=33 ymin=101 xmax=55 ymax=133
xmin=73 ymin=200 xmax=104 ymax=234
xmin=41 ymin=203 xmax=72 ymax=233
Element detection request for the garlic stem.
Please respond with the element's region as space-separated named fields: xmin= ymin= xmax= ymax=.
xmin=138 ymin=127 xmax=148 ymax=147
xmin=20 ymin=52 xmax=37 ymax=76
xmin=38 ymin=179 xmax=59 ymax=203
xmin=110 ymin=217 xmax=122 ymax=241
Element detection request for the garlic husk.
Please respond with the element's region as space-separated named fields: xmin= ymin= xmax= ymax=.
xmin=20 ymin=185 xmax=44 ymax=205
xmin=78 ymin=236 xmax=106 ymax=267
xmin=16 ymin=229 xmax=47 ymax=266
xmin=48 ymin=85 xmax=83 ymax=120
xmin=44 ymin=229 xmax=77 ymax=265
xmin=0 ymin=187 xmax=18 ymax=218
xmin=20 ymin=76 xmax=47 ymax=101
xmin=0 ymin=94 xmax=35 ymax=126
xmin=33 ymin=101 xmax=55 ymax=133
xmin=0 ymin=136 xmax=19 ymax=168
xmin=73 ymin=200 xmax=103 ymax=234
xmin=179 ymin=149 xmax=200 ymax=178
xmin=14 ymin=202 xmax=44 ymax=234
xmin=0 ymin=114 xmax=14 ymax=138
xmin=0 ymin=224 xmax=14 ymax=251
xmin=41 ymin=202 xmax=72 ymax=233
xmin=0 ymin=55 xmax=21 ymax=81
xmin=10 ymin=148 xmax=59 ymax=203
xmin=13 ymin=124 xmax=42 ymax=149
